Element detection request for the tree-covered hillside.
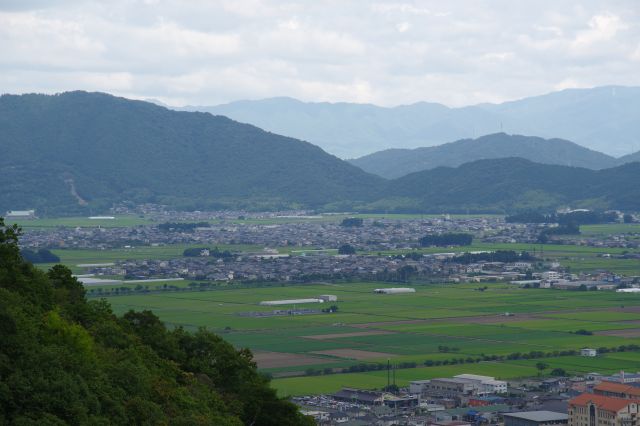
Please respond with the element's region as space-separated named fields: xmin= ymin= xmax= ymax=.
xmin=0 ymin=218 xmax=313 ymax=425
xmin=0 ymin=92 xmax=382 ymax=215
xmin=350 ymin=133 xmax=619 ymax=179
xmin=369 ymin=158 xmax=640 ymax=213
xmin=2 ymin=92 xmax=640 ymax=215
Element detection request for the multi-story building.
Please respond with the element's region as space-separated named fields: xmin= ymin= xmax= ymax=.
xmin=419 ymin=378 xmax=478 ymax=398
xmin=454 ymin=374 xmax=508 ymax=394
xmin=569 ymin=393 xmax=640 ymax=426
xmin=410 ymin=375 xmax=507 ymax=398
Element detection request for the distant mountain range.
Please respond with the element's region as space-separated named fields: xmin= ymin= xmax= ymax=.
xmin=350 ymin=133 xmax=635 ymax=179
xmin=180 ymin=86 xmax=640 ymax=158
xmin=1 ymin=91 xmax=639 ymax=215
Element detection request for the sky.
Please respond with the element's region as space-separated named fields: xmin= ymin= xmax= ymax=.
xmin=1 ymin=0 xmax=639 ymax=107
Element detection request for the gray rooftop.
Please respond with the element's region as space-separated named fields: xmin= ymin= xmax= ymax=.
xmin=503 ymin=411 xmax=569 ymax=422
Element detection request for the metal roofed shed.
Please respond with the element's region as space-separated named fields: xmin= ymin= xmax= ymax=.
xmin=374 ymin=287 xmax=416 ymax=294
xmin=503 ymin=411 xmax=568 ymax=426
xmin=318 ymin=295 xmax=338 ymax=302
xmin=259 ymin=298 xmax=324 ymax=306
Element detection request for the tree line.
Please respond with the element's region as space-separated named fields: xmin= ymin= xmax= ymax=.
xmin=420 ymin=233 xmax=472 ymax=247
xmin=506 ymin=210 xmax=618 ymax=225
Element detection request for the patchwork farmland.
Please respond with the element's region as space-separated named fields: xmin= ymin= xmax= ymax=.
xmin=103 ymin=282 xmax=640 ymax=395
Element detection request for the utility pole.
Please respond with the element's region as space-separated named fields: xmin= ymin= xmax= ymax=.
xmin=392 ymin=363 xmax=396 ymax=393
xmin=387 ymin=359 xmax=390 ymax=390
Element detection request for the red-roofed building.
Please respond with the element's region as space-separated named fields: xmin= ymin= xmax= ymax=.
xmin=569 ymin=393 xmax=640 ymax=426
xmin=594 ymin=382 xmax=640 ymax=399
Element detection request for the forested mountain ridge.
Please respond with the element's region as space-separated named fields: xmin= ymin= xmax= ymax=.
xmin=349 ymin=133 xmax=619 ymax=179
xmin=372 ymin=158 xmax=640 ymax=213
xmin=0 ymin=218 xmax=313 ymax=425
xmin=0 ymin=91 xmax=382 ymax=215
xmin=183 ymin=86 xmax=640 ymax=158
xmin=2 ymin=91 xmax=640 ymax=215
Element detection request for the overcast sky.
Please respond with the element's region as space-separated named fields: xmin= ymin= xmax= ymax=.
xmin=1 ymin=0 xmax=639 ymax=107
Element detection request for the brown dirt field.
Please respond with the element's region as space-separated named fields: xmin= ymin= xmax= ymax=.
xmin=452 ymin=313 xmax=542 ymax=324
xmin=302 ymin=330 xmax=395 ymax=340
xmin=351 ymin=314 xmax=541 ymax=329
xmin=595 ymin=328 xmax=640 ymax=338
xmin=352 ymin=319 xmax=444 ymax=328
xmin=252 ymin=351 xmax=333 ymax=369
xmin=311 ymin=349 xmax=396 ymax=360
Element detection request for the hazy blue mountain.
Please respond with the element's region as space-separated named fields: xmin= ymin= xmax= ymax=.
xmin=0 ymin=91 xmax=382 ymax=215
xmin=349 ymin=133 xmax=619 ymax=179
xmin=182 ymin=86 xmax=640 ymax=158
xmin=617 ymin=150 xmax=640 ymax=165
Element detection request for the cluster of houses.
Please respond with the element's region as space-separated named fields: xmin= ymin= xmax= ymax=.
xmin=82 ymin=250 xmax=538 ymax=284
xmin=80 ymin=249 xmax=638 ymax=290
xmin=18 ymin=213 xmax=536 ymax=252
xmin=12 ymin=207 xmax=639 ymax=290
xmin=293 ymin=371 xmax=640 ymax=425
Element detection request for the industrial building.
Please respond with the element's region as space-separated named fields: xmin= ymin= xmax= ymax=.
xmin=454 ymin=374 xmax=508 ymax=394
xmin=415 ymin=378 xmax=478 ymax=398
xmin=5 ymin=210 xmax=36 ymax=219
xmin=503 ymin=411 xmax=568 ymax=426
xmin=374 ymin=287 xmax=416 ymax=294
xmin=410 ymin=375 xmax=507 ymax=398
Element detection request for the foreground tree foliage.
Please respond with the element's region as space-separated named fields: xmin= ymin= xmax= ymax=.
xmin=0 ymin=218 xmax=313 ymax=426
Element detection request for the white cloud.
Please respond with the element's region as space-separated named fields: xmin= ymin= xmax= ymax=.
xmin=0 ymin=1 xmax=639 ymax=107
xmin=572 ymin=12 xmax=627 ymax=50
xmin=396 ymin=22 xmax=410 ymax=33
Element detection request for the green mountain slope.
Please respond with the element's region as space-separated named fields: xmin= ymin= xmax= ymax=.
xmin=0 ymin=92 xmax=382 ymax=214
xmin=2 ymin=92 xmax=640 ymax=215
xmin=0 ymin=219 xmax=313 ymax=425
xmin=372 ymin=158 xmax=640 ymax=213
xmin=349 ymin=133 xmax=618 ymax=179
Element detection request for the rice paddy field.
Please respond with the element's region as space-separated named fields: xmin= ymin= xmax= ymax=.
xmin=12 ymin=215 xmax=154 ymax=228
xmin=101 ymin=282 xmax=640 ymax=396
xmin=19 ymin=214 xmax=640 ymax=395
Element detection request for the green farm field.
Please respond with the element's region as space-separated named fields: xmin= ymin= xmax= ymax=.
xmin=35 ymin=244 xmax=263 ymax=274
xmin=13 ymin=215 xmax=154 ymax=228
xmin=580 ymin=223 xmax=640 ymax=236
xmin=101 ymin=282 xmax=640 ymax=396
xmin=11 ymin=213 xmax=497 ymax=229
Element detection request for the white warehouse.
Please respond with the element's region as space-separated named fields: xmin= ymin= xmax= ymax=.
xmin=259 ymin=298 xmax=324 ymax=306
xmin=319 ymin=295 xmax=338 ymax=302
xmin=374 ymin=287 xmax=416 ymax=294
